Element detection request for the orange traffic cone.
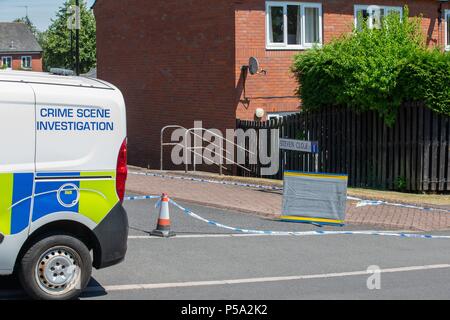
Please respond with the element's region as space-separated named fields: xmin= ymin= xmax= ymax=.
xmin=150 ymin=193 xmax=176 ymax=238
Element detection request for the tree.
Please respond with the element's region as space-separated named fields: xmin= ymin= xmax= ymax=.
xmin=41 ymin=0 xmax=96 ymax=73
xmin=292 ymin=6 xmax=450 ymax=125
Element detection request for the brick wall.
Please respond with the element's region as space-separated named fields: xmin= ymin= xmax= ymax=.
xmin=235 ymin=0 xmax=446 ymax=120
xmin=1 ymin=53 xmax=42 ymax=71
xmin=95 ymin=0 xmax=236 ymax=169
xmin=30 ymin=54 xmax=43 ymax=72
xmin=95 ymin=0 xmax=447 ymax=168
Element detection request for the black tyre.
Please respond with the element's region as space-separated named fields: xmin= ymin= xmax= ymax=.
xmin=18 ymin=235 xmax=92 ymax=300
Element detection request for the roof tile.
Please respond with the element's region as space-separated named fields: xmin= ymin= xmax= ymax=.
xmin=0 ymin=22 xmax=42 ymax=53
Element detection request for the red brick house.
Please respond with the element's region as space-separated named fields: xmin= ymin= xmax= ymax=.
xmin=0 ymin=23 xmax=43 ymax=72
xmin=93 ymin=0 xmax=449 ymax=168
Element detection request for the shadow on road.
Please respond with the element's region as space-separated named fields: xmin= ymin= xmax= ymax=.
xmin=80 ymin=278 xmax=108 ymax=299
xmin=0 ymin=276 xmax=107 ymax=300
xmin=0 ymin=275 xmax=26 ymax=300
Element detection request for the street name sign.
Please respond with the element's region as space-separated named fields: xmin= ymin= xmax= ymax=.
xmin=279 ymin=138 xmax=319 ymax=153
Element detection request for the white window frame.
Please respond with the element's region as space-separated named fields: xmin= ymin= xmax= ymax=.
xmin=445 ymin=10 xmax=450 ymax=51
xmin=1 ymin=56 xmax=12 ymax=70
xmin=267 ymin=113 xmax=284 ymax=121
xmin=354 ymin=4 xmax=403 ymax=30
xmin=266 ymin=1 xmax=323 ymax=50
xmin=21 ymin=56 xmax=32 ymax=69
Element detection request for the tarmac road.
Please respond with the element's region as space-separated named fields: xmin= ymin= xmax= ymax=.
xmin=1 ymin=197 xmax=450 ymax=300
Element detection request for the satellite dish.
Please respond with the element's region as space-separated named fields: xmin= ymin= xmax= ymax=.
xmin=255 ymin=108 xmax=265 ymax=118
xmin=248 ymin=57 xmax=260 ymax=75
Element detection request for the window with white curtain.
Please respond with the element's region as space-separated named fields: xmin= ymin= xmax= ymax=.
xmin=21 ymin=56 xmax=32 ymax=69
xmin=446 ymin=10 xmax=450 ymax=51
xmin=354 ymin=5 xmax=402 ymax=30
xmin=1 ymin=56 xmax=12 ymax=69
xmin=266 ymin=2 xmax=322 ymax=49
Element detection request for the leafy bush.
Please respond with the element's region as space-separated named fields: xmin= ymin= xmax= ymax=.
xmin=292 ymin=6 xmax=450 ymax=125
xmin=398 ymin=49 xmax=450 ymax=116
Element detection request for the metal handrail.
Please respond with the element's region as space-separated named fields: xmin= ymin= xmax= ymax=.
xmin=161 ymin=125 xmax=185 ymax=171
xmin=161 ymin=125 xmax=253 ymax=175
xmin=182 ymin=144 xmax=228 ymax=172
xmin=183 ymin=128 xmax=254 ymax=175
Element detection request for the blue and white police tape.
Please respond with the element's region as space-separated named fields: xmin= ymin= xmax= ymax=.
xmin=124 ymin=195 xmax=161 ymax=201
xmin=129 ymin=171 xmax=283 ymax=191
xmin=355 ymin=199 xmax=450 ymax=214
xmin=129 ymin=171 xmax=450 ymax=214
xmin=167 ymin=198 xmax=450 ymax=240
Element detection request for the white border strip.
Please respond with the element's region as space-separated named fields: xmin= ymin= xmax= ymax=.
xmin=87 ymin=264 xmax=450 ymax=293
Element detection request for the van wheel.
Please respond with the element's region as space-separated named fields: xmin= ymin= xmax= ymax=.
xmin=18 ymin=235 xmax=92 ymax=300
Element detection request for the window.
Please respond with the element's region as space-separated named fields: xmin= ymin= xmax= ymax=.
xmin=266 ymin=2 xmax=322 ymax=49
xmin=21 ymin=56 xmax=32 ymax=69
xmin=446 ymin=10 xmax=450 ymax=51
xmin=1 ymin=56 xmax=12 ymax=69
xmin=267 ymin=112 xmax=297 ymax=120
xmin=267 ymin=113 xmax=283 ymax=121
xmin=354 ymin=5 xmax=402 ymax=30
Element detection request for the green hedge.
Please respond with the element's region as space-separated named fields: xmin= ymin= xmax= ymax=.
xmin=292 ymin=6 xmax=450 ymax=125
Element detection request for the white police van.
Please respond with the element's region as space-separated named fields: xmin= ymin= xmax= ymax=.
xmin=0 ymin=70 xmax=128 ymax=300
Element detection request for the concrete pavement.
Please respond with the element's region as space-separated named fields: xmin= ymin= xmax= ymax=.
xmin=126 ymin=170 xmax=450 ymax=231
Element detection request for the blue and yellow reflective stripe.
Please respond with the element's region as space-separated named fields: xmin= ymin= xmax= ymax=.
xmin=284 ymin=171 xmax=348 ymax=180
xmin=11 ymin=173 xmax=33 ymax=234
xmin=1 ymin=171 xmax=118 ymax=236
xmin=0 ymin=174 xmax=14 ymax=235
xmin=32 ymin=174 xmax=80 ymax=222
xmin=0 ymin=173 xmax=33 ymax=235
xmin=33 ymin=171 xmax=118 ymax=225
xmin=79 ymin=171 xmax=118 ymax=224
xmin=279 ymin=215 xmax=345 ymax=226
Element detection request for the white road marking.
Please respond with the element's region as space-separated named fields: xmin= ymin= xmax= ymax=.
xmin=85 ymin=264 xmax=450 ymax=293
xmin=129 ymin=234 xmax=269 ymax=239
xmin=127 ymin=230 xmax=416 ymax=240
